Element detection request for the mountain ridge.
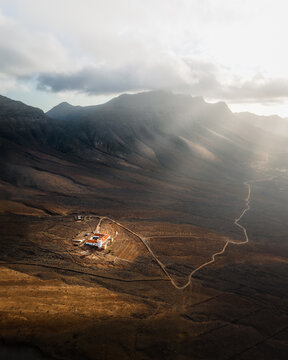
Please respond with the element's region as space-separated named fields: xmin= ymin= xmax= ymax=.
xmin=236 ymin=111 xmax=288 ymax=136
xmin=0 ymin=90 xmax=288 ymax=237
xmin=0 ymin=91 xmax=287 ymax=190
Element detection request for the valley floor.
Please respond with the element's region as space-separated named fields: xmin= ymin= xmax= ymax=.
xmin=0 ymin=175 xmax=288 ymax=359
xmin=1 ymin=232 xmax=287 ymax=360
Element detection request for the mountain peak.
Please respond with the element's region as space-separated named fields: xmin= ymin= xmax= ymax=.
xmin=56 ymin=101 xmax=74 ymax=108
xmin=212 ymin=100 xmax=232 ymax=114
xmin=47 ymin=101 xmax=75 ymax=112
xmin=46 ymin=101 xmax=82 ymax=120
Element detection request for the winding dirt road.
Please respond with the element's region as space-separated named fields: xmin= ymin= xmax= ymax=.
xmin=0 ymin=176 xmax=276 ymax=291
xmin=98 ymin=176 xmax=275 ymax=290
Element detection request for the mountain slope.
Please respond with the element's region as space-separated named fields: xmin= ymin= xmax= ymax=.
xmin=236 ymin=111 xmax=288 ymax=137
xmin=44 ymin=91 xmax=262 ymax=180
xmin=1 ymin=91 xmax=287 ymax=230
xmin=0 ymin=95 xmax=48 ymax=146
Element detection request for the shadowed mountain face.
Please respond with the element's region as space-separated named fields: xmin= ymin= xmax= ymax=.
xmin=45 ymin=91 xmax=252 ymax=175
xmin=0 ymin=91 xmax=287 ymax=224
xmin=2 ymin=92 xmax=247 ymax=180
xmin=0 ymin=95 xmax=48 ymax=146
xmin=45 ymin=91 xmax=287 ymax=178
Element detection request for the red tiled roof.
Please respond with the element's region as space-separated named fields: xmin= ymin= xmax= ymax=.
xmin=86 ymin=234 xmax=110 ymax=247
xmin=86 ymin=239 xmax=98 ymax=244
xmin=101 ymin=235 xmax=110 ymax=242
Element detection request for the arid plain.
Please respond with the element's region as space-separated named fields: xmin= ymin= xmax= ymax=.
xmin=0 ymin=92 xmax=288 ymax=359
xmin=1 ymin=171 xmax=287 ymax=360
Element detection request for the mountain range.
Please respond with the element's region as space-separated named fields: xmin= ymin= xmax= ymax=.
xmin=0 ymin=91 xmax=287 ymax=230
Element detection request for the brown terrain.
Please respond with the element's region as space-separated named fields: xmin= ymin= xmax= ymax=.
xmin=0 ymin=92 xmax=288 ymax=359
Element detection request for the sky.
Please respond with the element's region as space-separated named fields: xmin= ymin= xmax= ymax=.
xmin=0 ymin=0 xmax=288 ymax=116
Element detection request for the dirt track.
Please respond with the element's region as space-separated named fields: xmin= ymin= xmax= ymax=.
xmin=96 ymin=176 xmax=277 ymax=290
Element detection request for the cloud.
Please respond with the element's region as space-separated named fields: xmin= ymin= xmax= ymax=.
xmin=36 ymin=57 xmax=191 ymax=94
xmin=222 ymin=77 xmax=288 ymax=102
xmin=1 ymin=0 xmax=288 ymax=110
xmin=0 ymin=8 xmax=67 ymax=91
xmin=37 ymin=66 xmax=145 ymax=94
xmin=36 ymin=60 xmax=288 ymax=104
xmin=36 ymin=56 xmax=221 ymax=95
